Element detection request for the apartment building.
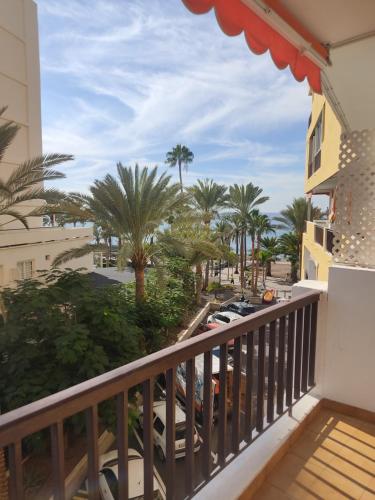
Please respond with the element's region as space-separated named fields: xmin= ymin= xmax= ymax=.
xmin=0 ymin=0 xmax=92 ymax=287
xmin=301 ymin=94 xmax=342 ymax=281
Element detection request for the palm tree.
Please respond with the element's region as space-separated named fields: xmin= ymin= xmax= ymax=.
xmin=214 ymin=219 xmax=233 ymax=284
xmin=0 ymin=106 xmax=71 ymax=229
xmin=278 ymin=232 xmax=300 ymax=282
xmin=165 ymin=145 xmax=194 ymax=192
xmin=228 ymin=183 xmax=269 ymax=289
xmin=189 ymin=179 xmax=227 ymax=288
xmin=53 ymin=165 xmax=182 ymax=302
xmin=261 ymin=236 xmax=280 ymax=277
xmin=275 ymin=197 xmax=323 ymax=278
xmin=252 ymin=213 xmax=274 ymax=294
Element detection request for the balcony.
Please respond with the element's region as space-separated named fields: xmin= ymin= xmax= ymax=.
xmin=1 ymin=265 xmax=375 ymax=500
xmin=0 ymin=292 xmax=320 ymax=500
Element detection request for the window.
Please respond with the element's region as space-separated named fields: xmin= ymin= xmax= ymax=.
xmin=153 ymin=417 xmax=165 ymax=435
xmin=101 ymin=468 xmax=118 ymax=500
xmin=308 ymin=107 xmax=324 ymax=177
xmin=214 ymin=314 xmax=230 ymax=323
xmin=17 ymin=260 xmax=33 ymax=280
xmin=45 ymin=255 xmax=51 ymax=261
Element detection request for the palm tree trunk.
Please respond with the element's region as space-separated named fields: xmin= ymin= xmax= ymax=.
xmin=254 ymin=237 xmax=261 ymax=294
xmin=135 ymin=266 xmax=145 ymax=303
xmin=234 ymin=230 xmax=239 ymax=274
xmin=196 ymin=263 xmax=203 ymax=305
xmin=218 ymin=259 xmax=222 ymax=285
xmin=266 ymin=259 xmax=272 ymax=277
xmin=0 ymin=448 xmax=8 ymax=500
xmin=244 ymin=229 xmax=247 ymax=268
xmin=240 ymin=230 xmax=245 ymax=289
xmin=203 ymin=261 xmax=208 ymax=290
xmin=251 ymin=237 xmax=255 ymax=291
xmin=178 ymin=159 xmax=183 ymax=193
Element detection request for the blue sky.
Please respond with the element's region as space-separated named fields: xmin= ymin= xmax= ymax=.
xmin=36 ymin=0 xmax=312 ymax=212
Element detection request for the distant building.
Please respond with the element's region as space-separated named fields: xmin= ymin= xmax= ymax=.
xmin=0 ymin=0 xmax=93 ymax=287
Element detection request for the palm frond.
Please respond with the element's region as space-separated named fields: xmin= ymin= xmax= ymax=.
xmin=52 ymin=243 xmax=102 ymax=267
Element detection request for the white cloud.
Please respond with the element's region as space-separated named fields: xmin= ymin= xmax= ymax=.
xmin=36 ymin=0 xmax=311 ymax=210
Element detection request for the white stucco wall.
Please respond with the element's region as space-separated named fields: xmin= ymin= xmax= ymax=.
xmin=294 ymin=266 xmax=375 ymax=412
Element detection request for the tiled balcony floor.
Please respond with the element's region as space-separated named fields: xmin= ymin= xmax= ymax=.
xmin=253 ymin=409 xmax=375 ymax=499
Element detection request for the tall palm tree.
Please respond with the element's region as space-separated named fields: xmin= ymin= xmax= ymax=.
xmin=189 ymin=179 xmax=227 ymax=288
xmin=165 ymin=144 xmax=194 ymax=193
xmin=228 ymin=183 xmax=269 ymax=289
xmin=214 ymin=219 xmax=233 ymax=284
xmin=53 ymin=165 xmax=182 ymax=302
xmin=0 ymin=106 xmax=71 ymax=229
xmin=275 ymin=197 xmax=323 ymax=278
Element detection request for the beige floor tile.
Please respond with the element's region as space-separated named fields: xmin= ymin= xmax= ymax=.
xmin=252 ymin=482 xmax=289 ymax=500
xmin=329 ymin=455 xmax=374 ymax=489
xmin=318 ymin=466 xmax=365 ymax=498
xmin=290 ymin=432 xmax=336 ymax=465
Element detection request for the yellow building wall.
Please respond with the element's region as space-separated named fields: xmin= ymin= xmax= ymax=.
xmin=301 ymin=222 xmax=332 ymax=282
xmin=304 ymin=93 xmax=342 ymax=194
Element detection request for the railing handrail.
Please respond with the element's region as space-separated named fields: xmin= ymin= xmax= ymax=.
xmin=0 ymin=290 xmax=320 ymax=447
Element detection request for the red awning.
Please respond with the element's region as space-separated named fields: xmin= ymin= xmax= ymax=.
xmin=182 ymin=0 xmax=322 ymax=93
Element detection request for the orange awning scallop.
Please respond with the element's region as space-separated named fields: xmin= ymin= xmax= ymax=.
xmin=182 ymin=0 xmax=322 ymax=93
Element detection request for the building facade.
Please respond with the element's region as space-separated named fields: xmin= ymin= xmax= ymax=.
xmin=301 ymin=93 xmax=342 ymax=281
xmin=0 ymin=0 xmax=92 ymax=287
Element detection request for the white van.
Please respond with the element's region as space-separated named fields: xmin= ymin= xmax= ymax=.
xmin=139 ymin=401 xmax=200 ymax=461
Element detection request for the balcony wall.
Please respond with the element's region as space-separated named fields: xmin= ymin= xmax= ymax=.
xmin=301 ymin=221 xmax=333 ymax=281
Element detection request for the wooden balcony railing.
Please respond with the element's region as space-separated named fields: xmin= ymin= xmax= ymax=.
xmin=0 ymin=291 xmax=320 ymax=500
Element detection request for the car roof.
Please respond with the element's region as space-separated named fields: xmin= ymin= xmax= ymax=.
xmin=99 ymin=448 xmax=141 ymax=469
xmin=215 ymin=310 xmax=242 ymax=320
xmin=230 ymin=302 xmax=253 ymax=308
xmin=153 ymin=400 xmax=186 ymax=424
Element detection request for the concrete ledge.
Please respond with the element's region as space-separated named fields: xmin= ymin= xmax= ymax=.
xmin=194 ymin=394 xmax=322 ymax=500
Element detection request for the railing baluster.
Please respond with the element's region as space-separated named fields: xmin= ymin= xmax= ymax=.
xmin=232 ymin=336 xmax=241 ymax=454
xmin=218 ymin=343 xmax=228 ymax=465
xmin=277 ymin=316 xmax=286 ymax=415
xmin=203 ymin=350 xmax=212 ymax=479
xmin=9 ymin=441 xmax=23 ymax=500
xmin=166 ymin=368 xmax=176 ymax=500
xmin=85 ymin=405 xmax=100 ymax=500
xmin=244 ymin=331 xmax=254 ymax=442
xmin=294 ymin=308 xmax=304 ymax=400
xmin=185 ymin=358 xmax=195 ymax=496
xmin=301 ymin=305 xmax=311 ymax=393
xmin=286 ymin=311 xmax=296 ymax=407
xmin=267 ymin=321 xmax=276 ymax=423
xmin=256 ymin=326 xmax=266 ymax=433
xmin=143 ymin=379 xmax=154 ymax=500
xmin=308 ymin=301 xmax=318 ymax=386
xmin=117 ymin=391 xmax=128 ymax=500
xmin=51 ymin=421 xmax=65 ymax=500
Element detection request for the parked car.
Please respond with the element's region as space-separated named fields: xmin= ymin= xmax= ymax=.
xmin=220 ymin=301 xmax=256 ymax=316
xmin=98 ymin=449 xmax=163 ymax=500
xmin=207 ymin=310 xmax=242 ymax=325
xmin=139 ymin=401 xmax=200 ymax=461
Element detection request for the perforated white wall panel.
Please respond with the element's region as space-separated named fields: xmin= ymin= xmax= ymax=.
xmin=332 ymin=129 xmax=375 ymax=267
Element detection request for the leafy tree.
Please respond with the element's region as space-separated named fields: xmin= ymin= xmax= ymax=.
xmin=228 ymin=183 xmax=269 ymax=289
xmin=53 ymin=165 xmax=183 ymax=303
xmin=0 ymin=270 xmax=143 ymax=442
xmin=0 ymin=106 xmax=71 ymax=229
xmin=165 ymin=144 xmax=194 ymax=192
xmin=252 ymin=213 xmax=274 ymax=294
xmin=275 ymin=197 xmax=323 ymax=277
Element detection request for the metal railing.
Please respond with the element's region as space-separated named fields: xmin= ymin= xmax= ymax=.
xmin=0 ymin=291 xmax=320 ymax=500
